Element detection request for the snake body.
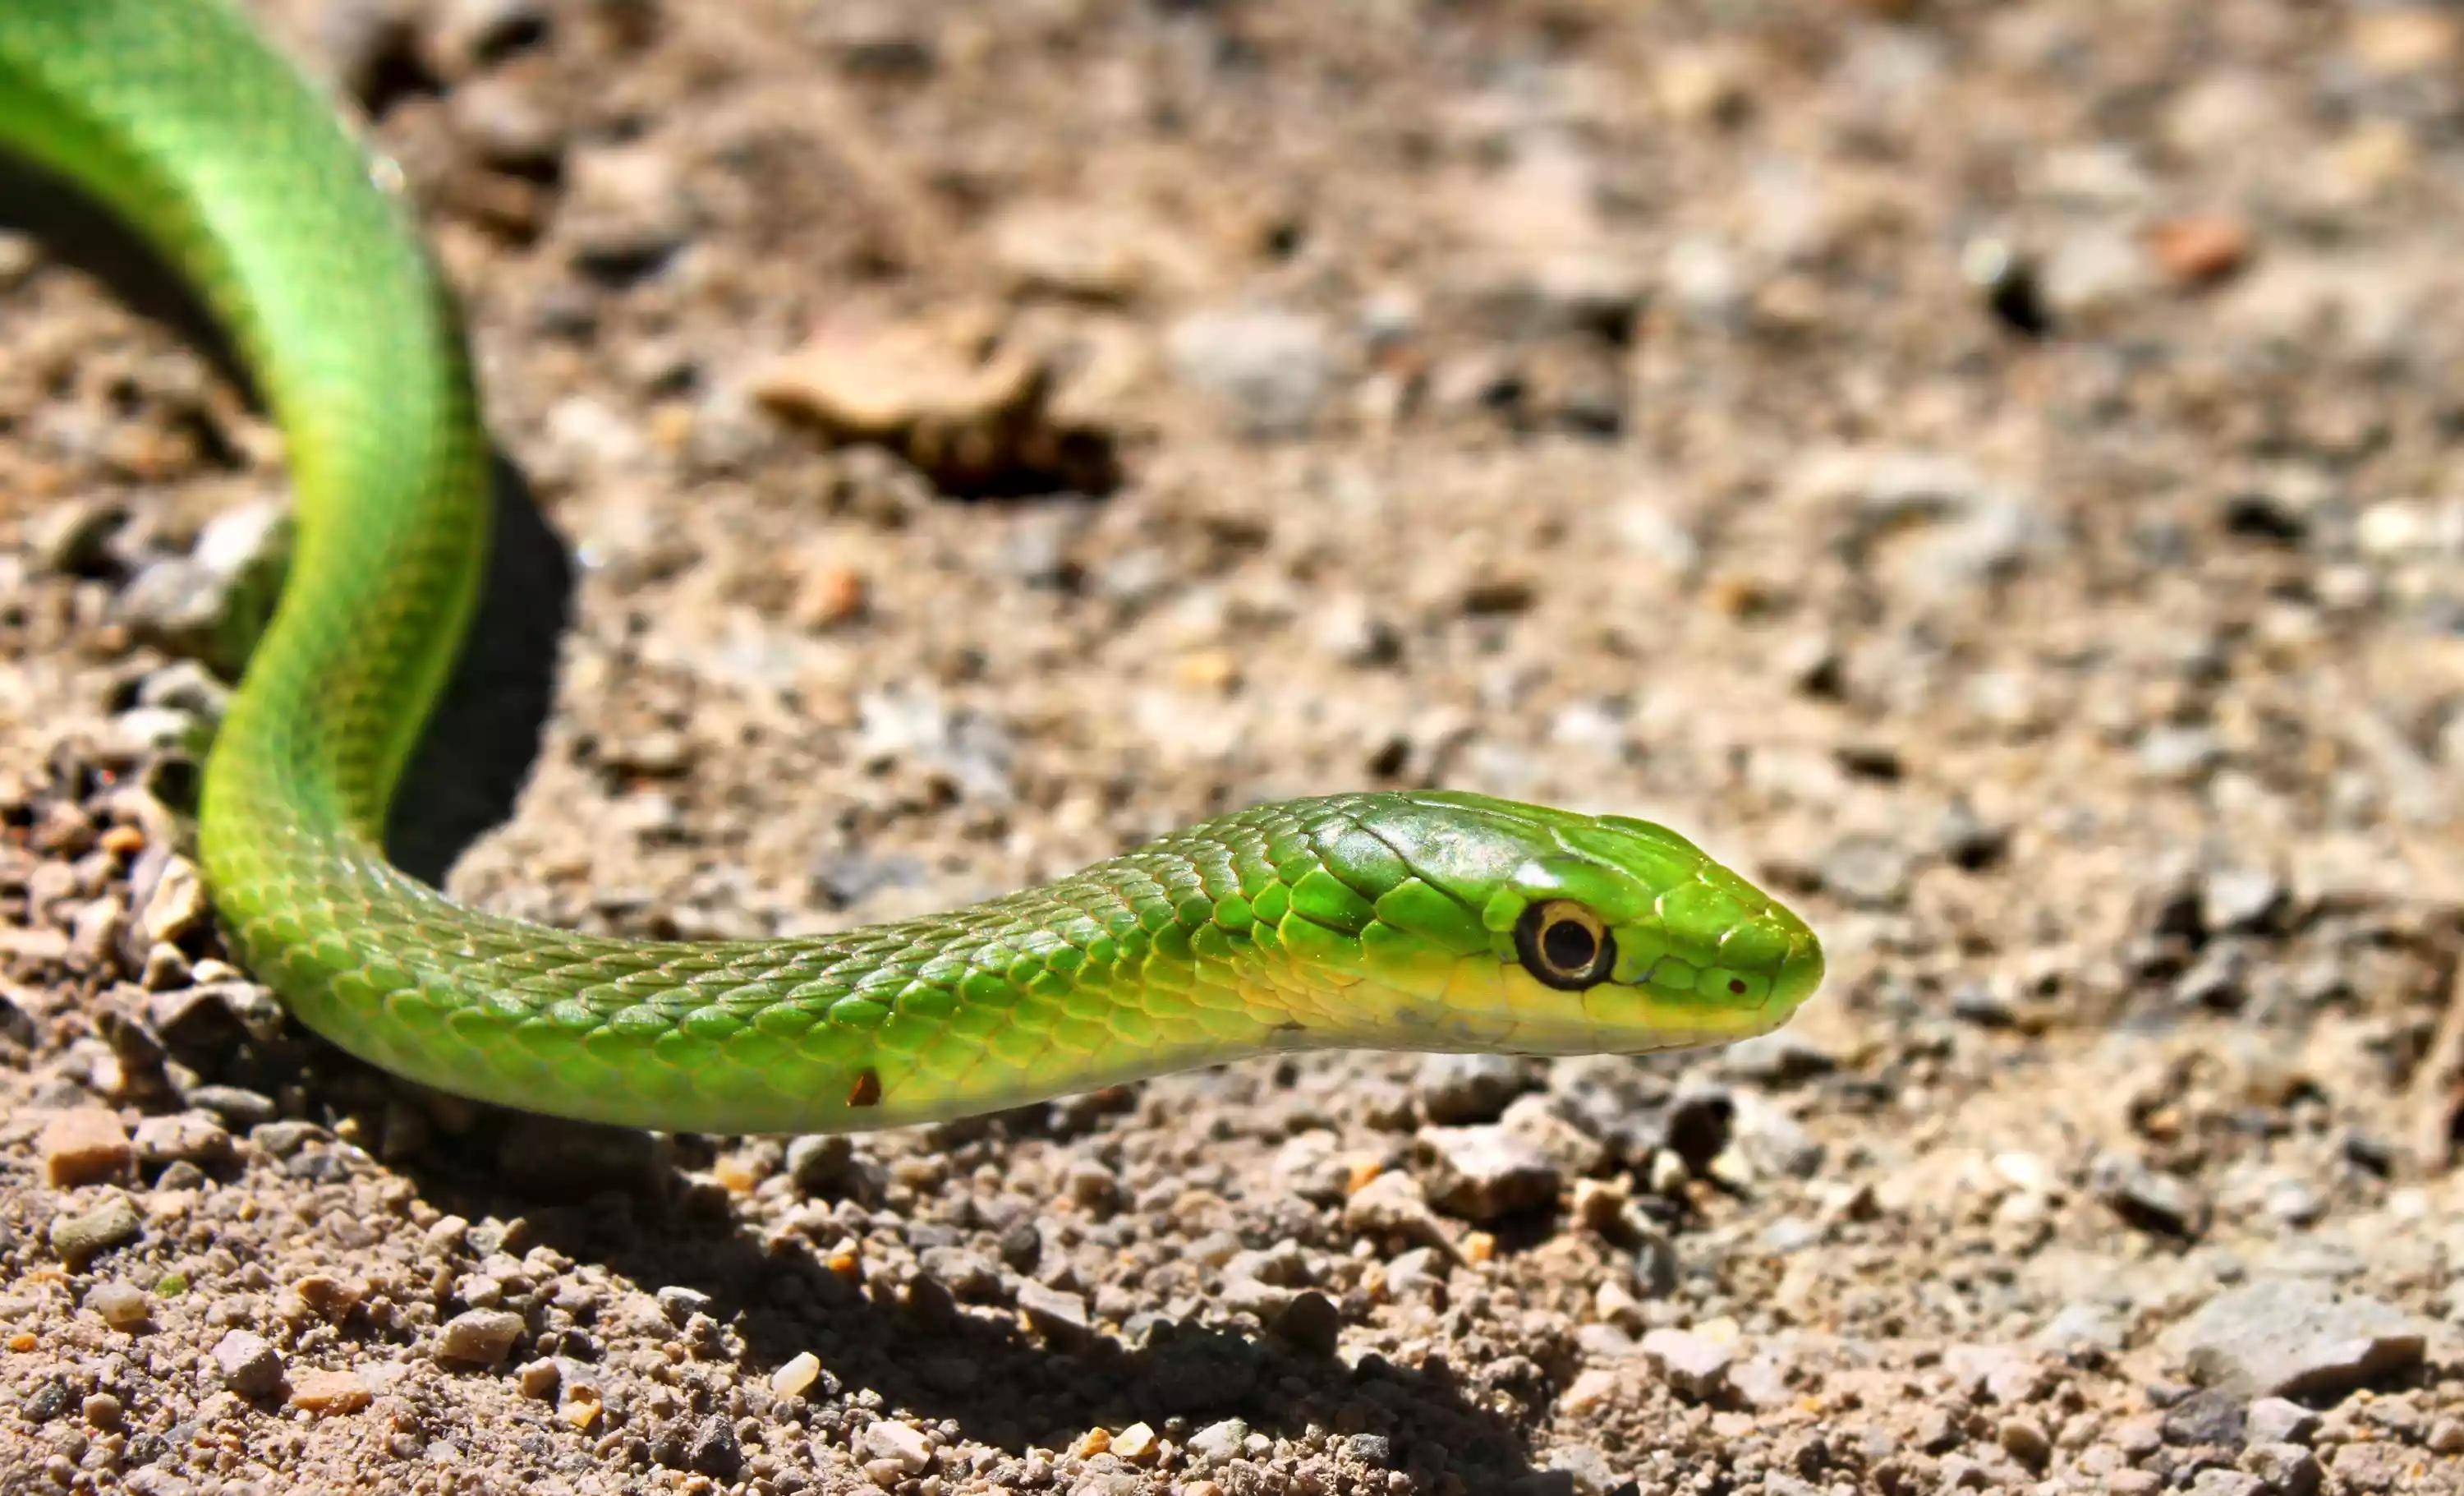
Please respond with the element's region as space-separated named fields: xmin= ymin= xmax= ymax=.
xmin=1 ymin=0 xmax=1823 ymax=1135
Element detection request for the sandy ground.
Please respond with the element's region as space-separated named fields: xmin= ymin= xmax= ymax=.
xmin=7 ymin=0 xmax=2464 ymax=1492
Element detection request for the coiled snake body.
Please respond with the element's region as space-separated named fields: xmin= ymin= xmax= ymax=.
xmin=0 ymin=0 xmax=1823 ymax=1135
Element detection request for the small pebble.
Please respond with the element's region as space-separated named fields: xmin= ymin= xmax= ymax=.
xmin=183 ymin=1084 xmax=278 ymax=1129
xmin=2163 ymin=1388 xmax=2246 ymax=1448
xmin=2139 ymin=725 xmax=2225 ymax=781
xmin=288 ymin=1369 xmax=371 ymax=1415
xmin=1166 ymin=306 xmax=1333 ymax=436
xmin=133 ymin=1113 xmax=234 ymax=1169
xmin=655 ymin=1284 xmax=712 ymax=1326
xmin=136 ymin=661 xmax=232 ymax=723
xmin=139 ymin=858 xmax=210 ymax=946
xmin=683 ymin=1415 xmax=742 ymax=1478
xmin=251 ymin=1120 xmax=326 ymax=1159
xmin=1818 ymin=835 xmax=1912 ymax=908
xmin=517 ymin=1359 xmax=562 ymax=1400
xmin=293 ymin=1274 xmax=367 ymax=1319
xmin=1187 ymin=1419 xmax=1248 ymax=1462
xmin=1944 ymin=1344 xmax=2051 ymax=1405
xmin=40 ymin=1109 xmax=132 ymax=1188
xmin=2240 ymin=1442 xmax=2323 ymax=1495
xmin=560 ymin=144 xmax=692 ymax=282
xmin=1016 ymin=1282 xmax=1092 ymax=1347
xmin=50 ymin=1193 xmax=142 ymax=1266
xmin=1639 ymin=1328 xmax=1734 ymax=1401
xmin=212 ymin=1329 xmax=283 ymax=1397
xmin=1271 ymin=1291 xmax=1342 ymax=1356
xmin=785 ymin=1134 xmax=857 ymax=1193
xmin=1340 ymin=1170 xmax=1454 ymax=1254
xmin=435 ymin=1309 xmax=526 ymax=1366
xmin=1063 ymin=1160 xmax=1119 ymax=1211
xmin=770 ymin=1351 xmax=821 ymax=1399
xmin=2146 ymin=214 xmax=2252 ymax=287
xmin=86 ymin=1280 xmax=151 ymax=1329
xmin=451 ymin=73 xmax=566 ymax=173
xmin=1418 ymin=1124 xmax=1560 ymax=1222
xmin=2246 ymin=1397 xmax=2321 ymax=1447
xmin=859 ymin=1419 xmax=934 ymax=1475
xmin=2094 ymin=1153 xmax=2209 ymax=1236
xmin=2200 ymin=866 xmax=2286 ymax=933
xmin=1998 ymin=1415 xmax=2052 ymax=1468
xmin=424 ymin=1214 xmax=471 ymax=1253
xmin=108 ymin=705 xmax=208 ymax=761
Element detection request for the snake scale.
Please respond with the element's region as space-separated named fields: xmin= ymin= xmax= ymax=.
xmin=0 ymin=0 xmax=1823 ymax=1135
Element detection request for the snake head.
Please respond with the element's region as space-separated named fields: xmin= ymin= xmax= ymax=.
xmin=1290 ymin=791 xmax=1823 ymax=1056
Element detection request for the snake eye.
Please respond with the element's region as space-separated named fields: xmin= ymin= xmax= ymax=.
xmin=1515 ymin=900 xmax=1616 ymax=991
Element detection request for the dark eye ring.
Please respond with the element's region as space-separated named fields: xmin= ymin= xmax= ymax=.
xmin=1515 ymin=900 xmax=1616 ymax=991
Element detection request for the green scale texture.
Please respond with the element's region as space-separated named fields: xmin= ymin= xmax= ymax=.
xmin=0 ymin=0 xmax=1823 ymax=1135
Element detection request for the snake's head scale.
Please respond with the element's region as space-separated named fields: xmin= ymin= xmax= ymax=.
xmin=1308 ymin=791 xmax=1823 ymax=1056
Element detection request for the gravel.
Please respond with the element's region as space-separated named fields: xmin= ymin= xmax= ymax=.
xmin=6 ymin=1 xmax=2464 ymax=1492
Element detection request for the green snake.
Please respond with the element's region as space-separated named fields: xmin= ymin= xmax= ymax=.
xmin=1 ymin=0 xmax=1823 ymax=1135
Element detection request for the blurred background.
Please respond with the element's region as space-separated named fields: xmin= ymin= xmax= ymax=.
xmin=3 ymin=1 xmax=2463 ymax=1492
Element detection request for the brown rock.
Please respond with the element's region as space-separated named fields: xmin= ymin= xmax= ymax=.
xmin=41 ymin=1109 xmax=131 ymax=1187
xmin=2146 ymin=216 xmax=2251 ymax=288
xmin=756 ymin=320 xmax=1041 ymax=442
xmin=288 ymin=1369 xmax=373 ymax=1415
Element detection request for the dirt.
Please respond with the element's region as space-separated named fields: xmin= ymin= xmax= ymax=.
xmin=5 ymin=1 xmax=2464 ymax=1493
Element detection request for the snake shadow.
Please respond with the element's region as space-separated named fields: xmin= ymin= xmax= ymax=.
xmin=400 ymin=1132 xmax=1551 ymax=1487
xmin=5 ymin=154 xmax=1554 ymax=1488
xmin=0 ymin=150 xmax=568 ymax=881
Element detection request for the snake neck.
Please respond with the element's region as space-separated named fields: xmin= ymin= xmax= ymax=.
xmin=14 ymin=2 xmax=1746 ymax=1138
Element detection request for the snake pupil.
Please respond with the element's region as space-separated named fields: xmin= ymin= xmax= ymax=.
xmin=1515 ymin=900 xmax=1614 ymax=990
xmin=1542 ymin=920 xmax=1596 ymax=972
